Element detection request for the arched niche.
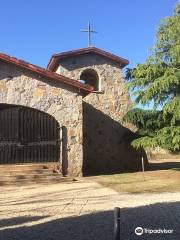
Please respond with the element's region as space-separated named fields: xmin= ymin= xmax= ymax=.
xmin=80 ymin=69 xmax=99 ymax=91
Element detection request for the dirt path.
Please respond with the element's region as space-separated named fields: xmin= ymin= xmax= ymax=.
xmin=0 ymin=179 xmax=180 ymax=240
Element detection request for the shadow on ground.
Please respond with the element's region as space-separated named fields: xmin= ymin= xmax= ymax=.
xmin=0 ymin=216 xmax=49 ymax=228
xmin=149 ymin=161 xmax=180 ymax=171
xmin=0 ymin=202 xmax=179 ymax=240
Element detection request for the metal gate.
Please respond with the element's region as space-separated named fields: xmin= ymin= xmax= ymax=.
xmin=0 ymin=104 xmax=60 ymax=164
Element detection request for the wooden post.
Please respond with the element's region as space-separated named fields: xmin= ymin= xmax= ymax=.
xmin=59 ymin=125 xmax=62 ymax=165
xmin=142 ymin=157 xmax=145 ymax=181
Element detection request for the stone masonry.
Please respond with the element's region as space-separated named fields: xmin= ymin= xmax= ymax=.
xmin=56 ymin=54 xmax=130 ymax=117
xmin=55 ymin=53 xmax=145 ymax=175
xmin=0 ymin=61 xmax=83 ymax=176
xmin=0 ymin=49 xmax=147 ymax=177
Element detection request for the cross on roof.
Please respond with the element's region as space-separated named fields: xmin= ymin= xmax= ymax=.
xmin=81 ymin=21 xmax=97 ymax=47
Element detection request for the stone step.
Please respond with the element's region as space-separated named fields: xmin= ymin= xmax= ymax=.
xmin=0 ymin=163 xmax=64 ymax=186
xmin=0 ymin=176 xmax=73 ymax=186
xmin=0 ymin=172 xmax=60 ymax=179
xmin=0 ymin=163 xmax=58 ymax=171
xmin=0 ymin=168 xmax=54 ymax=175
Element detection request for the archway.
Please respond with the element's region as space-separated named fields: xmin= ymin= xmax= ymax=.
xmin=80 ymin=69 xmax=99 ymax=91
xmin=0 ymin=104 xmax=60 ymax=164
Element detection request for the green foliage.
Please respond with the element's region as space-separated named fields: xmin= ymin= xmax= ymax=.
xmin=131 ymin=126 xmax=180 ymax=152
xmin=124 ymin=108 xmax=171 ymax=136
xmin=124 ymin=2 xmax=180 ymax=152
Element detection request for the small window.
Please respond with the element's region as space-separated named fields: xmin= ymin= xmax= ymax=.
xmin=80 ymin=69 xmax=99 ymax=91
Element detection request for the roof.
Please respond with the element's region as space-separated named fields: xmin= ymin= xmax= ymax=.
xmin=0 ymin=53 xmax=93 ymax=94
xmin=47 ymin=47 xmax=129 ymax=71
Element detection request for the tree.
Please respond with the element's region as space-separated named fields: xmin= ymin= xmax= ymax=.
xmin=123 ymin=2 xmax=180 ymax=152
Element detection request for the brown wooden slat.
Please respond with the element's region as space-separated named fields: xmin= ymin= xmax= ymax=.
xmin=0 ymin=104 xmax=60 ymax=164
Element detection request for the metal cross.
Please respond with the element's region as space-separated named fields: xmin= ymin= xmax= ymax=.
xmin=81 ymin=21 xmax=97 ymax=47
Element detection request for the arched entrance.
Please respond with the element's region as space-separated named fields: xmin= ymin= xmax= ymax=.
xmin=0 ymin=104 xmax=60 ymax=164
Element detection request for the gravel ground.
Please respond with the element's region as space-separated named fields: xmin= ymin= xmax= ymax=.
xmin=0 ymin=179 xmax=180 ymax=240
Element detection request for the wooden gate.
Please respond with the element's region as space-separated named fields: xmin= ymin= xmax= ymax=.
xmin=0 ymin=104 xmax=60 ymax=164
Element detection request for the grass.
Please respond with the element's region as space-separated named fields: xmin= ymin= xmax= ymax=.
xmin=94 ymin=168 xmax=180 ymax=194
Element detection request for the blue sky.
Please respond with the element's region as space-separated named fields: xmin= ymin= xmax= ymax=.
xmin=0 ymin=0 xmax=177 ymax=69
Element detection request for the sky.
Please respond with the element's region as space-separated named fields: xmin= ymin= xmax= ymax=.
xmin=0 ymin=0 xmax=177 ymax=70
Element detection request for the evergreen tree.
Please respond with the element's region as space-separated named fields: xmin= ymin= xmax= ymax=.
xmin=124 ymin=2 xmax=180 ymax=152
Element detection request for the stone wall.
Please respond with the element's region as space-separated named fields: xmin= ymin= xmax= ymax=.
xmin=56 ymin=54 xmax=147 ymax=175
xmin=0 ymin=61 xmax=83 ymax=176
xmin=56 ymin=54 xmax=130 ymax=122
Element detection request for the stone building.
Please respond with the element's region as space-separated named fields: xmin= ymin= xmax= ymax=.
xmin=0 ymin=47 xmax=146 ymax=176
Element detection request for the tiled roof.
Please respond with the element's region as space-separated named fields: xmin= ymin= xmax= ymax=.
xmin=47 ymin=47 xmax=129 ymax=71
xmin=0 ymin=53 xmax=93 ymax=94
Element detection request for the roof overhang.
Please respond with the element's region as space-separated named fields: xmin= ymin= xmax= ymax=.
xmin=0 ymin=53 xmax=93 ymax=95
xmin=47 ymin=47 xmax=129 ymax=72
